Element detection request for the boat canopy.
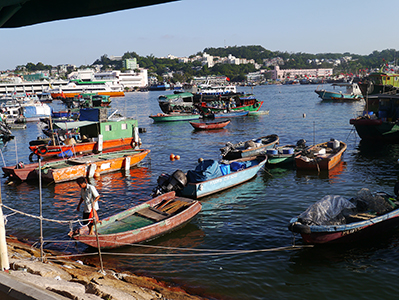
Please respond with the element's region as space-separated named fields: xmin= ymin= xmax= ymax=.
xmin=159 ymin=93 xmax=194 ymax=101
xmin=54 ymin=121 xmax=96 ymax=130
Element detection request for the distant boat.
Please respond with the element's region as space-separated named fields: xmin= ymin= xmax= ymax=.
xmin=49 ymin=79 xmax=124 ymax=98
xmin=69 ymin=191 xmax=201 ymax=249
xmin=295 ymin=140 xmax=347 ymax=171
xmin=315 ymin=82 xmax=363 ymax=101
xmin=288 ymin=189 xmax=399 ymax=244
xmin=220 ymin=134 xmax=279 ymax=160
xmin=148 ymin=83 xmax=171 ymax=91
xmin=149 ymin=112 xmax=201 ymax=122
xmin=189 ymin=119 xmax=230 ymax=130
xmin=158 ymin=92 xmax=195 ymax=113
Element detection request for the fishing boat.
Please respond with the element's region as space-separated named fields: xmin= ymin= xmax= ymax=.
xmin=36 ymin=148 xmax=150 ymax=183
xmin=295 ymin=139 xmax=347 ymax=171
xmin=358 ymin=71 xmax=399 ymax=97
xmin=198 ymin=94 xmax=263 ymax=114
xmin=220 ymin=134 xmax=279 ymax=160
xmin=153 ymin=156 xmax=267 ymax=199
xmin=266 ymin=140 xmax=307 ymax=166
xmin=69 ymin=191 xmax=201 ymax=249
xmin=149 ymin=112 xmax=201 ymax=122
xmin=28 ymin=110 xmax=140 ymax=160
xmin=158 ymin=92 xmax=195 ymax=114
xmin=349 ymin=94 xmax=399 ymax=143
xmin=189 ymin=119 xmax=230 ymax=130
xmin=288 ymin=189 xmax=399 ymax=244
xmin=315 ymin=82 xmax=363 ymax=101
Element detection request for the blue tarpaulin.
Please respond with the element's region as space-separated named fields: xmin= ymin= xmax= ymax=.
xmin=187 ymin=160 xmax=223 ymax=183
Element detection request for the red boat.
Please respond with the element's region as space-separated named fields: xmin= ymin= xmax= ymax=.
xmin=69 ymin=191 xmax=202 ymax=249
xmin=189 ymin=119 xmax=230 ymax=130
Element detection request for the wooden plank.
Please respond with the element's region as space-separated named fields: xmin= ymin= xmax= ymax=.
xmin=135 ymin=207 xmax=169 ymax=222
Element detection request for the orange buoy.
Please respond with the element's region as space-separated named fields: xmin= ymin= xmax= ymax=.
xmin=175 ymin=155 xmax=180 ymax=160
xmin=170 ymin=153 xmax=175 ymax=160
xmin=93 ymin=172 xmax=101 ymax=179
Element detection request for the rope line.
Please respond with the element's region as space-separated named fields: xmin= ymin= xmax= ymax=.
xmin=1 ymin=203 xmax=90 ymax=224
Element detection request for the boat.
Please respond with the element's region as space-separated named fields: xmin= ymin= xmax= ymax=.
xmin=36 ymin=148 xmax=150 ymax=183
xmin=37 ymin=92 xmax=53 ymax=103
xmin=0 ymin=93 xmax=52 ymax=122
xmin=149 ymin=112 xmax=201 ymax=122
xmin=69 ymin=191 xmax=201 ymax=249
xmin=349 ymin=94 xmax=399 ymax=143
xmin=198 ymin=93 xmax=263 ymax=114
xmin=28 ymin=109 xmax=141 ymax=159
xmin=358 ymin=71 xmax=399 ymax=97
xmin=266 ymin=140 xmax=307 ymax=166
xmin=148 ymin=82 xmax=171 ymax=91
xmin=152 ymin=156 xmax=267 ymax=199
xmin=62 ymin=93 xmax=112 ymax=109
xmin=158 ymin=92 xmax=195 ymax=114
xmin=184 ymin=81 xmax=237 ymax=101
xmin=288 ymin=189 xmax=399 ymax=244
xmin=210 ymin=110 xmax=249 ymax=119
xmin=189 ymin=119 xmax=230 ymax=130
xmin=49 ymin=79 xmax=124 ymax=99
xmin=315 ymin=82 xmax=363 ymax=101
xmin=220 ymin=134 xmax=279 ymax=160
xmin=295 ymin=139 xmax=347 ymax=171
xmin=179 ymin=155 xmax=267 ymax=199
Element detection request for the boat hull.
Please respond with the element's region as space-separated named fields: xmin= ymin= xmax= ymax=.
xmin=51 ymin=91 xmax=124 ymax=98
xmin=29 ymin=137 xmax=136 ymax=158
xmin=315 ymin=90 xmax=361 ymax=101
xmin=350 ymin=118 xmax=399 ymax=143
xmin=149 ymin=114 xmax=201 ymax=122
xmin=222 ymin=135 xmax=279 ymax=160
xmin=295 ymin=141 xmax=347 ymax=171
xmin=289 ymin=209 xmax=399 ymax=244
xmin=189 ymin=120 xmax=230 ymax=130
xmin=71 ymin=192 xmax=201 ymax=249
xmin=39 ymin=149 xmax=150 ymax=183
xmin=180 ymin=155 xmax=267 ymax=199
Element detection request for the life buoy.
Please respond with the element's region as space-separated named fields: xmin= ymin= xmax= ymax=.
xmin=37 ymin=145 xmax=48 ymax=155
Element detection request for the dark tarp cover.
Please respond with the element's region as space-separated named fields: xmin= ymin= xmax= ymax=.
xmin=187 ymin=159 xmax=222 ymax=183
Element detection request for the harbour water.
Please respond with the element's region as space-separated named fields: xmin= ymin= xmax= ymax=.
xmin=2 ymin=84 xmax=399 ymax=299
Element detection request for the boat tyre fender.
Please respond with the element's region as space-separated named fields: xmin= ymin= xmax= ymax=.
xmin=37 ymin=145 xmax=48 ymax=155
xmin=253 ymin=102 xmax=260 ymax=109
xmin=29 ymin=152 xmax=38 ymax=162
xmin=288 ymin=222 xmax=311 ymax=234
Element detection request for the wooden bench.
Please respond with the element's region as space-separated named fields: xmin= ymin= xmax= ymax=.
xmin=135 ymin=207 xmax=170 ymax=222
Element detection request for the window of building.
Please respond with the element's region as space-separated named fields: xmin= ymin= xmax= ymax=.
xmin=105 ymin=125 xmax=112 ymax=131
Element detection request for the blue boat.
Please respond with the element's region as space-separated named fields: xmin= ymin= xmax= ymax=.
xmin=179 ymin=155 xmax=267 ymax=199
xmin=212 ymin=110 xmax=249 ymax=118
xmin=315 ymin=82 xmax=363 ymax=101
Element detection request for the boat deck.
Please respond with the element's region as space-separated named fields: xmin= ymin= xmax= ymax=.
xmin=96 ymin=198 xmax=192 ymax=235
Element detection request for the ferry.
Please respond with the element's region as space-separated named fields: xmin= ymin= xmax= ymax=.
xmin=50 ymin=79 xmax=125 ymax=99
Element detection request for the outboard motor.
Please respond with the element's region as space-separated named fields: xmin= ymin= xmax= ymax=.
xmin=296 ymin=139 xmax=306 ymax=148
xmin=151 ymin=169 xmax=187 ymax=197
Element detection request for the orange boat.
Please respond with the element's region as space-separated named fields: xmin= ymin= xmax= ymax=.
xmin=29 ymin=118 xmax=140 ymax=160
xmin=295 ymin=140 xmax=347 ymax=171
xmin=38 ymin=149 xmax=150 ymax=183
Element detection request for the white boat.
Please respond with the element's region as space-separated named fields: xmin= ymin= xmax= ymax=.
xmin=0 ymin=93 xmax=51 ymax=123
xmin=315 ymin=82 xmax=363 ymax=101
xmin=49 ymin=79 xmax=125 ymax=99
xmin=185 ymin=81 xmax=237 ymax=96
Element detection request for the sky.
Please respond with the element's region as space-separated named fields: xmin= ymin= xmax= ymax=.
xmin=1 ymin=0 xmax=399 ymax=70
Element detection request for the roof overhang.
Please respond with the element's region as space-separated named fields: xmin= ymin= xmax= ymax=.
xmin=0 ymin=0 xmax=178 ymax=28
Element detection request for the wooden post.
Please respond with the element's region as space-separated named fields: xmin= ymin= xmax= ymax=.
xmin=124 ymin=156 xmax=131 ymax=177
xmin=0 ymin=184 xmax=9 ymax=271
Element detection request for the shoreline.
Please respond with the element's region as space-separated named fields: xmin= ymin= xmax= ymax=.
xmin=4 ymin=235 xmax=208 ymax=300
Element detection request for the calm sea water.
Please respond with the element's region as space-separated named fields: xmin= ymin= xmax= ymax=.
xmin=2 ymin=84 xmax=399 ymax=300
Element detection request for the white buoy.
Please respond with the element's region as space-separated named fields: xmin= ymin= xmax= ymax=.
xmin=303 ymin=113 xmax=306 ymax=118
